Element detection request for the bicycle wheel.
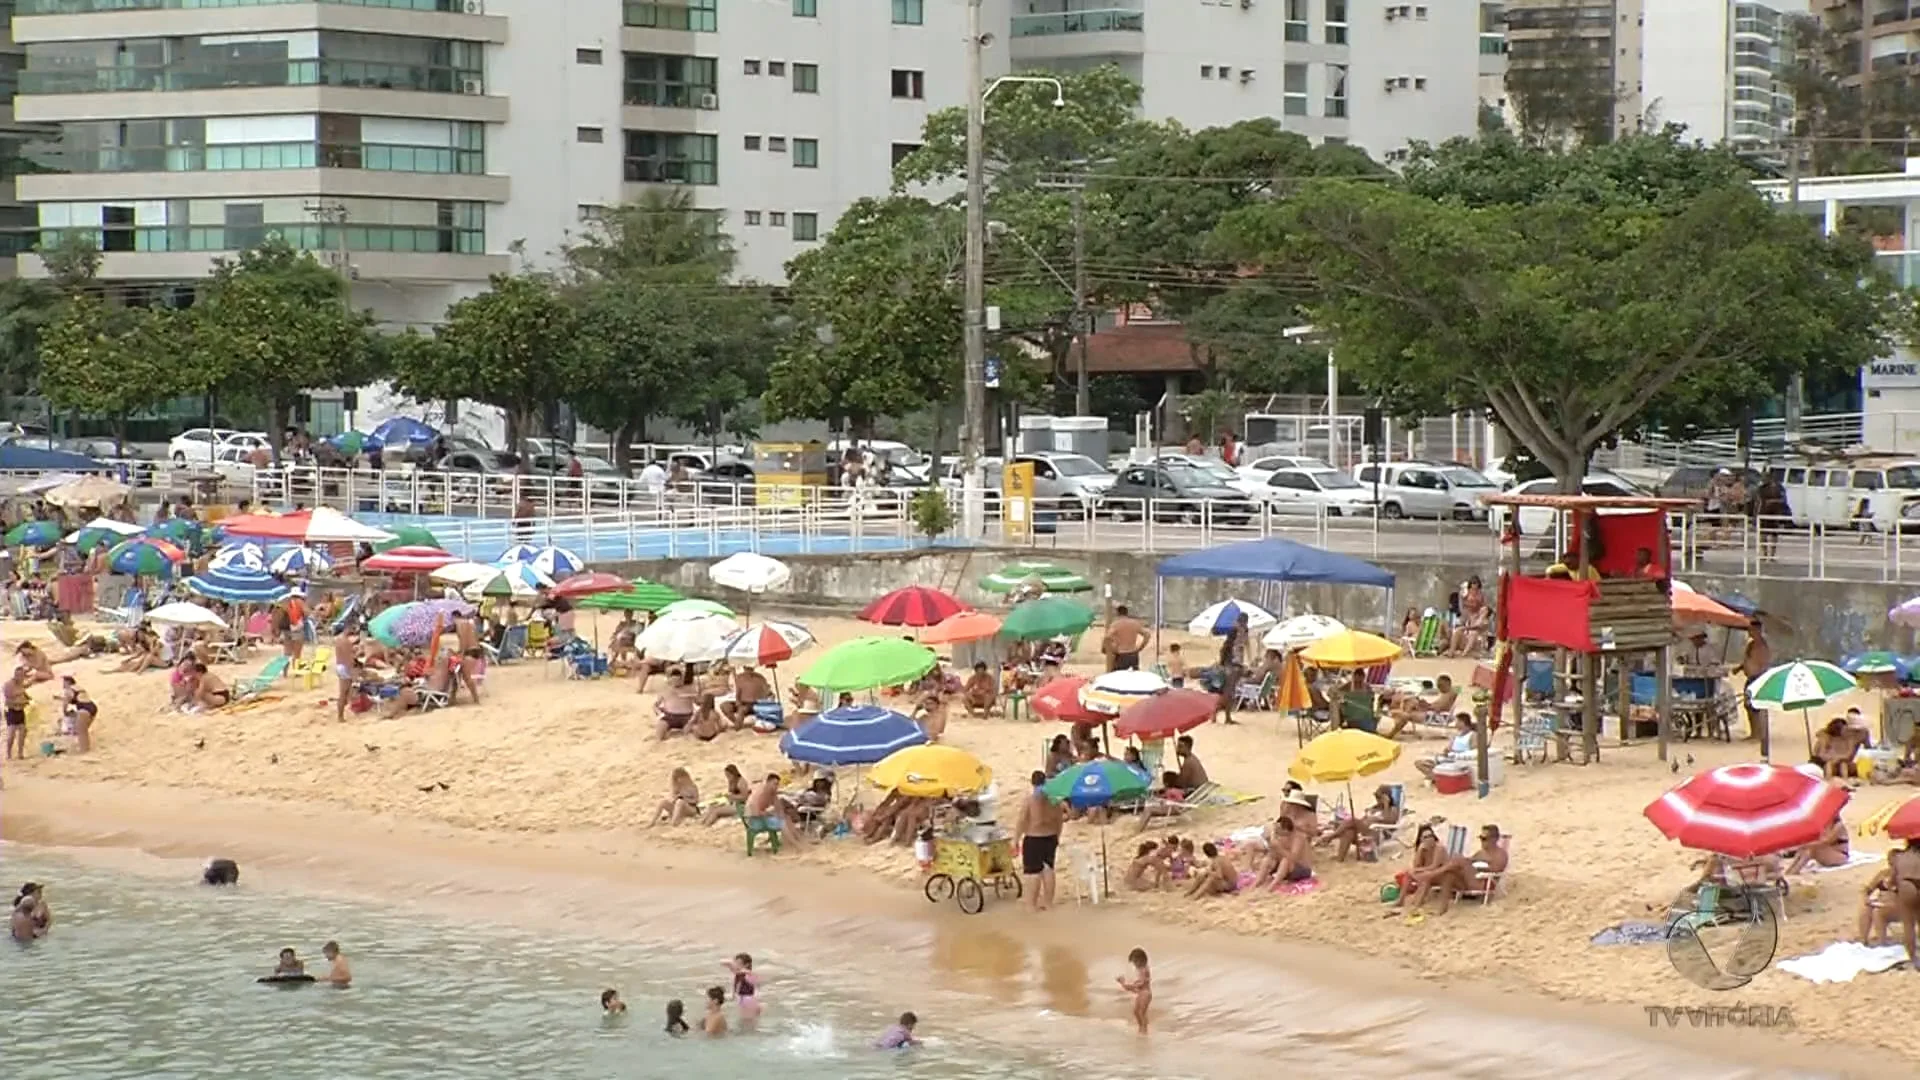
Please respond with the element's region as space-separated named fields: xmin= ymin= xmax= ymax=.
xmin=924 ymin=874 xmax=955 ymax=903
xmin=955 ymin=877 xmax=986 ymax=914
xmin=994 ymin=874 xmax=1023 ymax=900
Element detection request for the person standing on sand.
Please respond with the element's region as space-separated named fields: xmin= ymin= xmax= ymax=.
xmin=1891 ymin=838 xmax=1920 ymax=969
xmin=321 ymin=941 xmax=351 ymax=987
xmin=1740 ymin=619 xmax=1770 ymax=742
xmin=332 ymin=629 xmax=360 ymax=723
xmin=1102 ymin=606 xmax=1147 ymax=673
xmin=4 ymin=666 xmax=32 ymax=761
xmin=1115 ymin=948 xmax=1151 ymax=1034
xmin=1014 ymin=770 xmax=1064 ymax=911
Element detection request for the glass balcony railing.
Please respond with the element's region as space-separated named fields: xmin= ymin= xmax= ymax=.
xmin=35 ymin=222 xmax=486 ymax=255
xmin=16 ymin=0 xmax=472 ymax=13
xmin=19 ymin=58 xmax=483 ymax=95
xmin=1479 ymin=33 xmax=1508 ymax=55
xmin=1876 ymin=250 xmax=1920 ymax=287
xmin=1011 ymin=5 xmax=1144 ymax=37
xmin=53 ymin=140 xmax=484 ymax=174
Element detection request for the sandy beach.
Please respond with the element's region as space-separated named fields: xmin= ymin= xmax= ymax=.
xmin=3 ymin=607 xmax=1913 ymax=1072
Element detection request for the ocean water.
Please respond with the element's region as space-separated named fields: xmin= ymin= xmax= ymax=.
xmin=2 ymin=847 xmax=1163 ymax=1080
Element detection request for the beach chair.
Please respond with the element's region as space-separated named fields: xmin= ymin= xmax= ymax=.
xmin=1463 ymin=834 xmax=1510 ymax=904
xmin=737 ymin=804 xmax=783 ymax=856
xmin=1233 ymin=670 xmax=1276 ymax=712
xmin=1363 ymin=784 xmax=1411 ymax=858
xmin=526 ymin=620 xmax=552 ymax=655
xmin=1294 ymin=708 xmax=1330 ymax=747
xmin=297 ymin=646 xmax=335 ymax=691
xmin=1443 ymin=824 xmax=1468 ymax=859
xmin=417 ymin=684 xmax=452 ymax=712
xmin=1412 ymin=614 xmax=1446 ymax=657
xmin=232 ymin=656 xmax=292 ymax=701
xmin=94 ymin=586 xmax=144 ymax=627
xmin=567 ymin=652 xmax=610 ymax=679
xmin=1514 ymin=711 xmax=1555 ymax=764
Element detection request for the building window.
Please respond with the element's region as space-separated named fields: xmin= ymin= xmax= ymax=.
xmin=578 ymin=204 xmax=607 ymax=221
xmin=794 ymin=138 xmax=818 ymax=167
xmin=891 ymin=141 xmax=920 ymax=166
xmin=745 ymin=210 xmax=762 ymax=225
xmin=576 ymin=48 xmax=604 ymax=65
xmin=1285 ymin=0 xmax=1308 ymax=41
xmin=891 ymin=69 xmax=925 ymax=99
xmin=892 ymin=0 xmax=924 ymax=24
xmin=1201 ymin=64 xmax=1213 ymax=78
xmin=793 ymin=213 xmax=818 ymax=241
xmin=576 ymin=126 xmax=604 ymax=143
xmin=623 ymin=130 xmax=719 ymax=184
xmin=1324 ymin=64 xmax=1347 ymax=118
xmin=769 ymin=136 xmax=788 ymax=152
xmin=793 ymin=63 xmax=819 ymax=93
xmin=744 ymin=59 xmax=761 ymax=75
xmin=1283 ymin=63 xmax=1308 ymax=115
xmin=770 ymin=211 xmax=786 ymax=226
xmin=623 ymin=0 xmax=717 ymax=32
xmin=224 ymin=202 xmax=266 ymax=252
xmin=624 ymin=53 xmax=719 ymax=108
xmin=745 ymin=134 xmax=762 ymax=150
xmin=769 ymin=61 xmax=787 ymax=77
xmin=1325 ymin=0 xmax=1347 ymax=44
xmin=792 ymin=0 xmax=817 ymax=15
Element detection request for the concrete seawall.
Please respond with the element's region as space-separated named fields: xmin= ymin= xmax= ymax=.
xmin=610 ymin=547 xmax=1913 ymax=660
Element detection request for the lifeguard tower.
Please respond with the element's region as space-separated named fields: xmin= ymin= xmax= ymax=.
xmin=1480 ymin=492 xmax=1699 ymax=771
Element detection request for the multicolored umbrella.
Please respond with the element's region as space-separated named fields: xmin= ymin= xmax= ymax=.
xmin=523 ymin=545 xmax=585 ymax=580
xmin=1891 ymin=596 xmax=1920 ymax=629
xmin=66 ymin=517 xmax=143 ymax=554
xmin=270 ymin=545 xmax=333 ymax=576
xmin=1843 ymin=651 xmax=1905 ymax=677
xmin=184 ymin=566 xmax=291 ymax=604
xmin=1041 ymin=760 xmax=1152 ymax=809
xmin=221 ymin=508 xmax=394 ymax=544
xmin=463 ymin=562 xmax=551 ymax=599
xmin=146 ymin=518 xmax=199 ymax=545
xmin=372 ymin=524 xmax=441 ymax=552
xmin=576 ymin=579 xmax=683 ymax=614
xmin=496 ymin=543 xmax=541 ymax=565
xmin=977 ymin=561 xmax=1092 ymax=594
xmin=998 ymin=596 xmax=1097 ymax=641
xmin=1644 ymin=763 xmax=1851 ymax=859
xmin=1187 ymin=598 xmax=1277 ymax=636
xmin=779 ymin=704 xmax=928 ymax=767
xmin=797 ymin=636 xmax=938 ymax=693
xmin=713 ymin=621 xmax=814 ymax=666
xmin=859 ymin=585 xmax=966 ymax=628
xmin=388 ymin=602 xmax=450 ymax=648
xmin=5 ymin=520 xmax=62 ymax=548
xmin=209 ymin=542 xmax=268 ymax=572
xmin=107 ymin=537 xmax=185 ymax=576
xmin=42 ymin=475 xmax=129 ymax=509
xmin=1080 ymin=669 xmax=1168 ymax=715
xmin=658 ymin=597 xmax=734 ymax=619
xmin=708 ymin=552 xmax=791 ymax=594
xmin=329 ymin=431 xmax=382 ymax=455
xmin=367 ymin=604 xmax=409 ymax=648
xmin=1746 ymin=659 xmax=1858 ymax=757
xmin=362 ymin=546 xmax=458 ymax=575
xmin=1112 ymin=688 xmax=1217 ymax=740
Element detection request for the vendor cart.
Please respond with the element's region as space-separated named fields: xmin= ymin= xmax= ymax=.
xmin=923 ymin=833 xmax=1020 ymax=914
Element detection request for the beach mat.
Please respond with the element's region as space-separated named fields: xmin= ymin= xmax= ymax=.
xmin=1776 ymin=941 xmax=1911 ymax=984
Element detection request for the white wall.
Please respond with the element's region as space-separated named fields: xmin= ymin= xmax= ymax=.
xmin=1348 ymin=2 xmax=1481 ymax=157
xmin=1643 ymin=0 xmax=1731 ymax=143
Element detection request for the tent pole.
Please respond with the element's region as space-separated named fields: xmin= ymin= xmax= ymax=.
xmin=1153 ymin=576 xmax=1163 ymax=664
xmin=1655 ymin=646 xmax=1671 ymax=762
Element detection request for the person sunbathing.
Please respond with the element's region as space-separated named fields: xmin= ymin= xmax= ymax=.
xmin=1322 ymin=784 xmax=1401 ymax=862
xmin=1252 ymin=816 xmax=1313 ymax=889
xmin=1403 ymin=824 xmax=1507 ymax=915
xmin=722 ymin=666 xmax=774 ymax=729
xmin=700 ymin=764 xmax=753 ymax=826
xmin=111 ymin=629 xmax=165 ymax=674
xmin=962 ymin=662 xmax=997 ymax=717
xmin=1390 ymin=824 xmax=1446 ymax=909
xmin=687 ymin=694 xmax=726 ymax=742
xmin=648 ymin=767 xmax=701 ymax=826
xmin=1183 ymin=842 xmax=1238 ymax=899
xmin=1785 ymin=814 xmax=1850 ymax=875
xmin=1383 ymin=675 xmax=1457 ymax=739
xmin=654 ymin=668 xmax=698 ymax=740
xmin=381 ymin=654 xmax=457 ymax=716
xmin=14 ymin=643 xmax=55 ymax=684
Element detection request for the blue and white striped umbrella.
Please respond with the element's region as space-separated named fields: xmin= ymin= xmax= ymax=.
xmin=525 ymin=545 xmax=585 ymax=579
xmin=185 ymin=566 xmax=292 ymax=604
xmin=1188 ymin=598 xmax=1277 ymax=636
xmin=778 ymin=704 xmax=928 ymax=767
xmin=496 ymin=543 xmax=541 ymax=565
xmin=270 ymin=545 xmax=333 ymax=576
xmin=209 ymin=542 xmax=267 ymax=572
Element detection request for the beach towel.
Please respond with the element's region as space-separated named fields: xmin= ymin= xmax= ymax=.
xmin=1802 ymin=848 xmax=1883 ymax=874
xmin=1590 ymin=921 xmax=1669 ymax=946
xmin=1776 ymin=941 xmax=1911 ymax=984
xmin=1235 ymin=871 xmax=1321 ymax=895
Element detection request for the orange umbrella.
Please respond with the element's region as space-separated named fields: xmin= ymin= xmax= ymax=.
xmin=921 ymin=611 xmax=1003 ymax=645
xmin=1670 ymin=588 xmax=1745 ymax=628
xmin=1273 ymin=650 xmax=1313 ymax=711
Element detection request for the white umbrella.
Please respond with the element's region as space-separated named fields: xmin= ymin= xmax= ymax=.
xmin=270 ymin=546 xmax=333 ymax=575
xmin=1264 ymin=613 xmax=1347 ymax=652
xmin=43 ymin=475 xmax=130 ymax=507
xmin=708 ymin=552 xmax=792 ymax=594
xmin=429 ymin=560 xmax=500 ymax=586
xmin=62 ymin=517 xmax=144 ymax=545
xmin=1187 ymin=598 xmax=1277 ymax=636
xmin=1081 ymin=669 xmax=1169 ymax=715
xmin=145 ymin=601 xmax=227 ymax=629
xmin=637 ymin=610 xmax=739 ymax=663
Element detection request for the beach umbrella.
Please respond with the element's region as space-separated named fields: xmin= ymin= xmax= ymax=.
xmin=1669 ymin=586 xmax=1746 ymax=628
xmin=367 ymin=604 xmax=409 ymax=647
xmin=870 ymin=745 xmax=993 ymax=798
xmin=1264 ymin=613 xmax=1346 ymax=652
xmin=368 ymin=415 xmax=437 ymax=449
xmin=1746 ymin=659 xmax=1857 ymax=759
xmin=107 ymin=537 xmax=185 ymax=577
xmin=977 ymin=561 xmax=1092 ymax=594
xmin=220 ymin=507 xmax=393 ymax=544
xmin=330 ymin=431 xmax=381 ymax=455
xmin=42 ymin=474 xmax=129 ymax=508
xmin=1843 ymin=651 xmax=1904 ymax=677
xmin=1644 ymin=763 xmax=1851 ymax=859
xmin=1274 ymin=651 xmax=1313 ymax=712
xmin=270 ymin=545 xmax=333 ymax=576
xmin=1290 ymin=729 xmax=1402 ymax=784
xmin=209 ymin=542 xmax=268 ymax=572
xmin=65 ymin=516 xmax=143 ymax=553
xmin=998 ymin=596 xmax=1097 ymax=641
xmin=373 ymin=524 xmax=441 ymax=553
xmin=428 ymin=560 xmax=499 ymax=586
xmin=1042 ymin=760 xmax=1152 ymax=809
xmin=714 ymin=621 xmax=814 ymax=666
xmin=523 ymin=545 xmax=585 ymax=580
xmin=860 ymin=585 xmax=966 ymax=628
xmin=4 ymin=520 xmax=63 ymax=548
xmin=388 ymin=603 xmax=449 ymax=648
xmin=634 ymin=610 xmax=736 ymax=663
xmin=1112 ymin=688 xmax=1217 ymax=740
xmin=1891 ymin=596 xmax=1920 ymax=629
xmin=708 ymin=552 xmax=792 ymax=594
xmin=185 ymin=566 xmax=291 ymax=604
xmin=549 ymin=571 xmax=628 ymax=600
xmin=658 ymin=597 xmax=735 ymax=619
xmin=577 ymin=582 xmax=683 ymax=613
xmin=1882 ymin=797 xmax=1920 ymax=841
xmin=921 ymin=611 xmax=1003 ymax=646
xmin=463 ymin=562 xmax=551 ymax=600
xmin=1080 ymin=668 xmax=1168 ymax=715
xmin=1188 ymin=598 xmax=1277 ymax=636
xmin=1715 ymin=592 xmax=1760 ymax=618
xmin=362 ymin=545 xmax=458 ymax=575
xmin=798 ymin=636 xmax=938 ymax=693
xmin=1031 ymin=676 xmax=1106 ymax=725
xmin=496 ymin=543 xmax=541 ymax=565
xmin=147 ymin=517 xmax=199 ymax=545
xmin=145 ymin=601 xmax=227 ymax=629
xmin=1300 ymin=629 xmax=1402 ymax=669
xmin=780 ymin=704 xmax=928 ymax=767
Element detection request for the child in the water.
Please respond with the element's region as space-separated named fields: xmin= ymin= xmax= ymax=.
xmin=725 ymin=952 xmax=761 ymax=1028
xmin=664 ymin=999 xmax=690 ymax=1036
xmin=1115 ymin=947 xmax=1152 ymax=1034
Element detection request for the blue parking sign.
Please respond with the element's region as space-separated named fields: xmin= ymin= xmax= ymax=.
xmin=984 ymin=354 xmax=1002 ymax=389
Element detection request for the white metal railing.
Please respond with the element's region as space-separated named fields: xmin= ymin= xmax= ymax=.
xmin=1593 ymin=411 xmax=1874 ymax=474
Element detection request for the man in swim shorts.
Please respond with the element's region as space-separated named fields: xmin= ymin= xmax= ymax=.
xmin=1014 ymin=770 xmax=1064 ymax=912
xmin=744 ymin=773 xmax=800 ymax=848
xmin=4 ymin=665 xmax=31 ymax=761
xmin=321 ymin=941 xmax=351 ymax=987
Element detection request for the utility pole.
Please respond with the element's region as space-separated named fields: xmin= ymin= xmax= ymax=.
xmin=961 ymin=0 xmax=988 ymax=537
xmin=1783 ymin=134 xmax=1805 ymax=445
xmin=1072 ymin=187 xmax=1090 ymax=416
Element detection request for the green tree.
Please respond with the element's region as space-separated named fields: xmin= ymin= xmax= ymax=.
xmin=191 ymin=238 xmax=381 ymax=458
xmin=1782 ymin=12 xmax=1920 ymax=176
xmin=38 ymin=297 xmax=189 ymax=447
xmin=1217 ymin=133 xmax=1902 ymax=488
xmin=764 ymin=197 xmax=962 ymax=435
xmin=0 ymin=278 xmax=59 ymax=423
xmin=892 ymin=64 xmax=1150 ymax=192
xmin=1503 ymin=23 xmax=1622 ymax=146
xmin=390 ymin=271 xmax=578 ymax=459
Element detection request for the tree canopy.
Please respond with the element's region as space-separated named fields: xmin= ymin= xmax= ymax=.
xmin=38 ymin=297 xmax=191 ymax=442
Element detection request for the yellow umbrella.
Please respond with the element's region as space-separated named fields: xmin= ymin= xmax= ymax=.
xmin=870 ymin=744 xmax=994 ymax=798
xmin=1274 ymin=650 xmax=1313 ymax=712
xmin=1288 ymin=728 xmax=1402 ymax=784
xmin=1299 ymin=629 xmax=1402 ymax=669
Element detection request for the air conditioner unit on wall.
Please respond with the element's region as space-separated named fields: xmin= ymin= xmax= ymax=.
xmin=463 ymin=0 xmax=484 ymax=14
xmin=461 ymin=78 xmax=484 ymax=95
xmin=698 ymin=92 xmax=719 ymax=109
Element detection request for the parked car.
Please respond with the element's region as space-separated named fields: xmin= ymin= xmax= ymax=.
xmin=168 ymin=427 xmax=238 ymax=466
xmin=1105 ymin=462 xmax=1257 ymax=525
xmin=439 ymin=449 xmax=521 ymax=503
xmin=58 ymin=438 xmax=159 ymax=486
xmin=1154 ymin=453 xmax=1239 ymax=487
xmin=1232 ymin=453 xmax=1335 ymax=495
xmin=1254 ymin=467 xmax=1377 ymax=516
xmin=940 ymin=451 xmax=1112 ymax=510
xmin=1350 ymin=460 xmax=1500 ymax=520
xmin=1488 ymin=474 xmax=1645 ymax=538
xmin=1657 ymin=464 xmax=1762 ymax=501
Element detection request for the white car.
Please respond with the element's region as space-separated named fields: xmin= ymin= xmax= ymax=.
xmin=1489 ymin=474 xmax=1644 ymax=538
xmin=1232 ymin=453 xmax=1335 ymax=495
xmin=168 ymin=427 xmax=238 ymax=466
xmin=207 ymin=444 xmax=257 ymax=486
xmin=1255 ymin=467 xmax=1378 ymax=516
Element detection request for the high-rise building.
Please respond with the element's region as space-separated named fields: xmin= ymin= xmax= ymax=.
xmin=1502 ymin=0 xmax=1645 ymax=140
xmin=1643 ymin=1 xmax=1804 ymax=152
xmin=0 ymin=0 xmax=43 ymax=279
xmin=1480 ymin=1 xmax=1510 ymax=126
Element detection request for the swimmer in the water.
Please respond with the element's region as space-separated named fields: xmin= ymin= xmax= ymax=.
xmin=600 ymin=989 xmax=627 ymax=1015
xmin=272 ymin=947 xmax=305 ymax=977
xmin=320 ymin=941 xmax=351 ymax=987
xmin=874 ymin=1011 xmax=920 ymax=1050
xmin=664 ymin=999 xmax=690 ymax=1036
xmin=10 ymin=883 xmax=48 ymax=943
xmin=1115 ymin=947 xmax=1152 ymax=1034
xmin=725 ymin=952 xmax=760 ymax=1028
xmin=702 ymin=986 xmax=728 ymax=1037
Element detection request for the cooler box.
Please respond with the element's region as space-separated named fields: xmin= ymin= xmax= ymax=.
xmin=1433 ymin=761 xmax=1473 ymax=795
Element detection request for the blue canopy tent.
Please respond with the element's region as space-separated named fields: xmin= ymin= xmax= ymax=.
xmin=1152 ymin=537 xmax=1397 ymax=656
xmin=0 ymin=445 xmax=106 ymax=472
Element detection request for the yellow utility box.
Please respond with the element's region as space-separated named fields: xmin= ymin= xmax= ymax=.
xmin=1001 ymin=462 xmax=1034 ymax=542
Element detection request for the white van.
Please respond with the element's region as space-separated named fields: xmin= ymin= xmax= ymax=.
xmin=1768 ymin=460 xmax=1920 ymax=532
xmin=1350 ymin=460 xmax=1500 ymax=520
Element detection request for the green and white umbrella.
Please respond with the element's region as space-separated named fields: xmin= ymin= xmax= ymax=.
xmin=1745 ymin=659 xmax=1856 ymax=761
xmin=977 ymin=560 xmax=1093 ymax=595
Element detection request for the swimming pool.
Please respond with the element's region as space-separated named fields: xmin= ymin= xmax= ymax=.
xmin=354 ymin=514 xmax=928 ymax=564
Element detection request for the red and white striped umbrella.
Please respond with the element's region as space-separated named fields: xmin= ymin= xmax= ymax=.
xmin=361 ymin=545 xmax=459 ymax=575
xmin=713 ymin=621 xmax=814 ymax=666
xmin=1643 ymin=763 xmax=1850 ymax=859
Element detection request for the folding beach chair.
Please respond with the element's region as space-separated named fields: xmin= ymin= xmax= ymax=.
xmin=232 ymin=656 xmax=292 ymax=701
xmin=1363 ymin=783 xmax=1411 ymax=858
xmin=1412 ymin=614 xmax=1446 ymax=657
xmin=94 ymin=586 xmax=145 ymax=628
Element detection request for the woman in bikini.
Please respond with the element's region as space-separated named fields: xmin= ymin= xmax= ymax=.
xmin=1891 ymin=839 xmax=1920 ymax=969
xmin=653 ymin=668 xmax=697 ymax=740
xmin=648 ymin=767 xmax=701 ymax=826
xmin=1391 ymin=824 xmax=1445 ymax=909
xmin=700 ymin=764 xmax=753 ymax=825
xmin=687 ymin=693 xmax=726 ymax=742
xmin=725 ymin=953 xmax=761 ymax=1029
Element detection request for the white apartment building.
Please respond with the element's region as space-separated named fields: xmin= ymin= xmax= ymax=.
xmin=1643 ymin=0 xmax=1804 ymax=152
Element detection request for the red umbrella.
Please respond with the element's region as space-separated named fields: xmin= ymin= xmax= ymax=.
xmin=361 ymin=545 xmax=458 ymax=574
xmin=1030 ymin=676 xmax=1105 ymax=724
xmin=1643 ymin=763 xmax=1850 ymax=859
xmin=1113 ymin=688 xmax=1217 ymax=740
xmin=859 ymin=585 xmax=966 ymax=627
xmin=1887 ymin=796 xmax=1920 ymax=841
xmin=549 ymin=571 xmax=628 ymax=599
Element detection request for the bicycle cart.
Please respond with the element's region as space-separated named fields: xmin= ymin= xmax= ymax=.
xmin=923 ymin=834 xmax=1020 ymax=914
